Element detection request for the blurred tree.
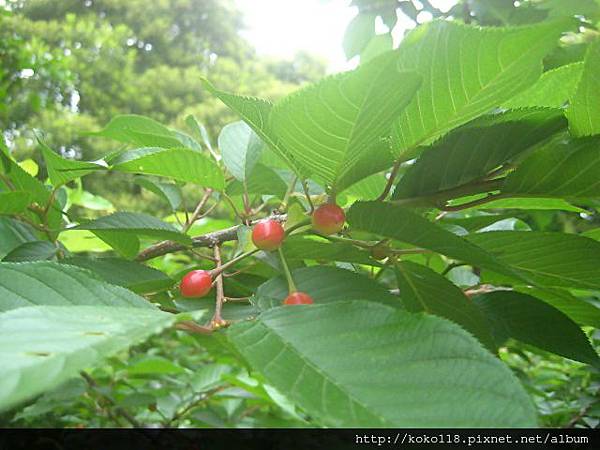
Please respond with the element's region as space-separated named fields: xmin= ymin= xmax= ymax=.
xmin=1 ymin=0 xmax=326 ymax=207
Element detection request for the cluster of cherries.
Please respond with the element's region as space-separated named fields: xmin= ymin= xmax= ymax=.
xmin=179 ymin=203 xmax=345 ymax=306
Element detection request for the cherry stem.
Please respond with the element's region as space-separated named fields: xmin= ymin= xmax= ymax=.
xmin=301 ymin=179 xmax=315 ymax=213
xmin=377 ymin=159 xmax=402 ymax=201
xmin=209 ymin=249 xmax=258 ymax=277
xmin=277 ymin=247 xmax=297 ymax=293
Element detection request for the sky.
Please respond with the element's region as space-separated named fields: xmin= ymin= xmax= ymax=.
xmin=236 ymin=0 xmax=456 ymax=73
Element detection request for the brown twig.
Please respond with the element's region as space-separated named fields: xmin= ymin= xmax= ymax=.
xmin=135 ymin=214 xmax=286 ymax=261
xmin=175 ymin=321 xmax=213 ymax=334
xmin=211 ymin=245 xmax=226 ymax=327
xmin=80 ymin=371 xmax=142 ymax=427
xmin=183 ymin=189 xmax=213 ymax=233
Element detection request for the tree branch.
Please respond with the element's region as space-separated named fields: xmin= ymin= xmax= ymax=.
xmin=136 ymin=214 xmax=286 ymax=261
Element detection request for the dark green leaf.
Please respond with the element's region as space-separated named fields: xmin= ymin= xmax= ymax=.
xmin=395 ymin=261 xmax=496 ymax=351
xmin=227 ymin=301 xmax=536 ymax=426
xmin=475 ymin=291 xmax=600 ymax=367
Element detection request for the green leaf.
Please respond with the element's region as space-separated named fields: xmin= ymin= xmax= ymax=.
xmin=0 ymin=217 xmax=37 ymax=259
xmin=226 ymin=163 xmax=287 ymax=198
xmin=39 ymin=140 xmax=104 ymax=187
xmin=271 ymin=53 xmax=421 ymax=191
xmin=75 ymin=212 xmax=191 ymax=259
xmin=503 ymin=135 xmax=600 ymax=199
xmin=61 ymin=256 xmax=174 ymax=294
xmin=515 ymin=286 xmax=600 ymax=329
xmin=255 ymin=266 xmax=397 ymax=310
xmin=125 ymin=356 xmax=185 ymax=376
xmin=202 ymin=79 xmax=300 ymax=174
xmin=218 ymin=121 xmax=264 ymax=181
xmin=392 ymin=20 xmax=568 ymax=158
xmin=502 ymin=62 xmax=584 ymax=109
xmin=133 ymin=176 xmax=182 ymax=211
xmin=0 ymin=155 xmax=62 ymax=234
xmin=467 ymin=231 xmax=600 ymax=290
xmin=361 ymin=33 xmax=394 ymax=64
xmin=393 ymin=108 xmax=566 ymax=199
xmin=89 ymin=114 xmax=183 ymax=148
xmin=347 ymin=201 xmax=521 ymax=280
xmin=395 ymin=261 xmax=496 ymax=351
xmin=227 ymin=301 xmax=536 ymax=427
xmin=343 ymin=173 xmax=386 ymax=201
xmin=0 ymin=261 xmax=154 ymax=312
xmin=566 ymin=40 xmax=600 ymax=136
xmin=0 ymin=191 xmax=31 ymax=215
xmin=282 ymin=235 xmax=377 ymax=266
xmin=185 ymin=115 xmax=215 ymax=154
xmin=111 ymin=147 xmax=225 ymax=190
xmin=474 ymin=291 xmax=600 ymax=367
xmin=465 ymin=197 xmax=585 ymax=212
xmin=0 ymin=305 xmax=176 ymax=411
xmin=343 ymin=13 xmax=376 ymax=59
xmin=2 ymin=241 xmax=59 ymax=262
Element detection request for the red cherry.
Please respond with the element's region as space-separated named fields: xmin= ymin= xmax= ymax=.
xmin=180 ymin=270 xmax=212 ymax=298
xmin=312 ymin=204 xmax=345 ymax=235
xmin=252 ymin=219 xmax=285 ymax=251
xmin=283 ymin=291 xmax=314 ymax=305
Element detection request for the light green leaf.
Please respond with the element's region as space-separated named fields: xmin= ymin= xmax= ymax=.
xmin=255 ymin=266 xmax=397 ymax=310
xmin=566 ymin=40 xmax=600 ymax=136
xmin=75 ymin=212 xmax=191 ymax=259
xmin=348 ymin=201 xmax=522 ymax=280
xmin=343 ymin=13 xmax=376 ymax=59
xmin=271 ymin=53 xmax=421 ymax=190
xmin=227 ymin=301 xmax=536 ymax=427
xmin=133 ymin=176 xmax=182 ymax=211
xmin=185 ymin=115 xmax=215 ymax=154
xmin=475 ymin=291 xmax=600 ymax=367
xmin=503 ymin=135 xmax=600 ymax=199
xmin=0 ymin=305 xmax=175 ymax=411
xmin=502 ymin=62 xmax=583 ymax=109
xmin=361 ymin=33 xmax=394 ymax=63
xmin=465 ymin=197 xmax=585 ymax=212
xmin=61 ymin=257 xmax=174 ymax=294
xmin=226 ymin=163 xmax=287 ymax=198
xmin=393 ymin=20 xmax=568 ymax=158
xmin=112 ymin=147 xmax=225 ymax=190
xmin=467 ymin=231 xmax=600 ymax=290
xmin=125 ymin=356 xmax=185 ymax=376
xmin=395 ymin=261 xmax=496 ymax=351
xmin=39 ymin=140 xmax=104 ymax=187
xmin=89 ymin=114 xmax=183 ymax=148
xmin=343 ymin=173 xmax=387 ymax=201
xmin=0 ymin=261 xmax=154 ymax=312
xmin=393 ymin=108 xmax=566 ymax=199
xmin=0 ymin=155 xmax=62 ymax=234
xmin=218 ymin=121 xmax=264 ymax=181
xmin=202 ymin=79 xmax=300 ymax=174
xmin=0 ymin=192 xmax=31 ymax=215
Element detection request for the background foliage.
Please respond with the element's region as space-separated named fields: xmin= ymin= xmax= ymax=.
xmin=1 ymin=0 xmax=599 ymax=428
